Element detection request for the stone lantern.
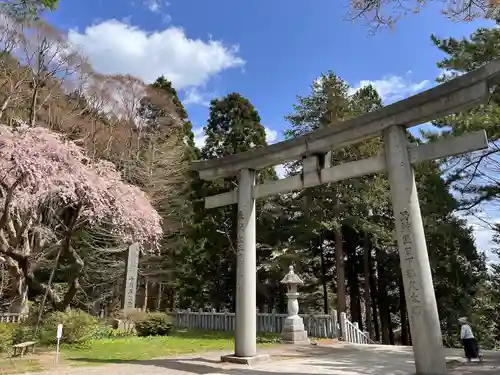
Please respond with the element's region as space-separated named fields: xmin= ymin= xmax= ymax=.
xmin=280 ymin=265 xmax=309 ymax=344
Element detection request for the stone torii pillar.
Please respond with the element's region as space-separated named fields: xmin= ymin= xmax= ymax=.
xmin=235 ymin=168 xmax=257 ymax=358
xmin=384 ymin=126 xmax=444 ymax=373
xmin=220 ymin=169 xmax=270 ymax=364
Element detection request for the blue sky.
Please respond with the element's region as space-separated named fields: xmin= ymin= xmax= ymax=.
xmin=45 ymin=0 xmax=497 ymax=254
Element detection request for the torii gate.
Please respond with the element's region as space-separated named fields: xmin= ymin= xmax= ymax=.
xmin=191 ymin=59 xmax=500 ymax=375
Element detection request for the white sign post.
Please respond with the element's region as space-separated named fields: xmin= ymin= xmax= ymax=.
xmin=55 ymin=324 xmax=63 ymax=364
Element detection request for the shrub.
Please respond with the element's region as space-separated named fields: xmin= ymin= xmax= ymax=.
xmin=39 ymin=309 xmax=99 ymax=345
xmin=11 ymin=325 xmax=36 ymax=345
xmin=0 ymin=323 xmax=15 ymax=352
xmin=257 ymin=335 xmax=282 ymax=344
xmin=113 ymin=309 xmax=148 ymax=322
xmin=135 ymin=312 xmax=173 ymax=337
xmin=90 ymin=324 xmax=132 ymax=340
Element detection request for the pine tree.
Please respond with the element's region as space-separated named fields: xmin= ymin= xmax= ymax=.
xmin=282 ymin=73 xmax=390 ymax=326
xmin=429 ymin=28 xmax=500 ymax=212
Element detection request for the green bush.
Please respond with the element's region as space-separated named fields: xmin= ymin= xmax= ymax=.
xmin=90 ymin=324 xmax=132 ymax=340
xmin=11 ymin=325 xmax=36 ymax=345
xmin=256 ymin=335 xmax=282 ymax=344
xmin=0 ymin=323 xmax=16 ymax=352
xmin=39 ymin=309 xmax=99 ymax=345
xmin=135 ymin=312 xmax=173 ymax=337
xmin=113 ymin=309 xmax=148 ymax=323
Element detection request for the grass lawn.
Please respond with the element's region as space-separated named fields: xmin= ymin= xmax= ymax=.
xmin=0 ymin=359 xmax=43 ymax=374
xmin=64 ymin=330 xmax=280 ymax=364
xmin=0 ymin=330 xmax=280 ymax=373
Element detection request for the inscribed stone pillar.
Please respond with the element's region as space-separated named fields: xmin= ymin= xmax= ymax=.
xmin=383 ymin=125 xmax=446 ymax=375
xmin=124 ymin=242 xmax=139 ymax=312
xmin=234 ymin=169 xmax=257 ymax=358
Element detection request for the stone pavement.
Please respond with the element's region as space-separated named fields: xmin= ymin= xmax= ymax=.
xmin=21 ymin=342 xmax=500 ymax=375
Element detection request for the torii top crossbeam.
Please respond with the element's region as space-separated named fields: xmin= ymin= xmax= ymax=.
xmin=192 ymin=59 xmax=500 ymax=181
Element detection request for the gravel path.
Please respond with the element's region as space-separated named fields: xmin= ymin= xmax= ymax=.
xmin=19 ymin=344 xmax=500 ymax=375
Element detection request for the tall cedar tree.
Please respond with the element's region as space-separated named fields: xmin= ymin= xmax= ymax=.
xmin=188 ymin=93 xmax=275 ymax=311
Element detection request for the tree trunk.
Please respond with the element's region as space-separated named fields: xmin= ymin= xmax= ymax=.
xmin=369 ymin=253 xmax=380 ymax=342
xmin=0 ymin=95 xmax=12 ymax=120
xmin=376 ymin=250 xmax=392 ymax=344
xmin=363 ymin=236 xmax=373 ymax=339
xmin=399 ymin=275 xmax=410 ymax=345
xmin=335 ymin=226 xmax=346 ymax=326
xmin=334 ymin=188 xmax=346 ymax=333
xmin=29 ymin=86 xmax=39 ymax=127
xmin=320 ymin=236 xmax=329 ymax=313
xmin=143 ymin=279 xmax=149 ymax=311
xmin=8 ymin=284 xmax=28 ymax=314
xmin=166 ymin=287 xmax=175 ymax=310
xmin=346 ymin=233 xmax=362 ymax=329
xmin=4 ymin=257 xmax=28 ymax=313
xmin=156 ymin=283 xmax=163 ymax=311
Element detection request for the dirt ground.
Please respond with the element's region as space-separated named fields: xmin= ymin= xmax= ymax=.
xmin=4 ymin=341 xmax=500 ymax=375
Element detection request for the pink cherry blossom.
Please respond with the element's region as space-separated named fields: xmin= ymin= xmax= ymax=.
xmin=0 ymin=124 xmax=162 ymax=248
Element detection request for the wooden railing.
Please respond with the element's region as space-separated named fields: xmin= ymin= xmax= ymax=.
xmin=339 ymin=312 xmax=374 ymax=344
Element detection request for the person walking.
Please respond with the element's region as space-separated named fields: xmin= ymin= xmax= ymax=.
xmin=458 ymin=317 xmax=482 ymax=363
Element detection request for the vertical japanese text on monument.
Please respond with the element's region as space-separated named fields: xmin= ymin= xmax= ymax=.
xmin=125 ymin=243 xmax=139 ymax=310
xmin=399 ymin=209 xmax=422 ymax=317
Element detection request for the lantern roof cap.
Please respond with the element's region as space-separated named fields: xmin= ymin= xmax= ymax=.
xmin=281 ymin=265 xmax=303 ymax=285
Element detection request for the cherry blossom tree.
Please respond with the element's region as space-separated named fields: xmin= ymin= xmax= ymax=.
xmin=0 ymin=124 xmax=163 ymax=312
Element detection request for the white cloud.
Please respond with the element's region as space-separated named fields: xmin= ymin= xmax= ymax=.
xmin=141 ymin=0 xmax=172 ymax=23
xmin=67 ymin=20 xmax=245 ymax=90
xmin=275 ymin=164 xmax=286 ymax=178
xmin=348 ymin=73 xmax=430 ymax=103
xmin=145 ymin=0 xmax=163 ymax=13
xmin=265 ymin=127 xmax=278 ymax=144
xmin=193 ymin=127 xmax=206 ymax=149
xmin=456 ymin=211 xmax=498 ymax=263
xmin=183 ymin=87 xmax=212 ymax=107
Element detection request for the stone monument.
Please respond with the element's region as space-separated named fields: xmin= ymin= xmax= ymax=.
xmin=124 ymin=242 xmax=139 ymax=312
xmin=281 ymin=265 xmax=309 ymax=344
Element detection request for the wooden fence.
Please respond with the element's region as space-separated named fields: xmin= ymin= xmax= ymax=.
xmin=0 ymin=313 xmax=25 ymax=323
xmin=0 ymin=310 xmax=373 ymax=345
xmin=170 ymin=309 xmax=339 ymax=339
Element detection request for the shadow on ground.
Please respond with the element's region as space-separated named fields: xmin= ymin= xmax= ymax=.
xmin=446 ymin=359 xmax=499 ymax=375
xmin=68 ymin=345 xmax=414 ymax=375
xmin=66 ymin=345 xmax=500 ymax=375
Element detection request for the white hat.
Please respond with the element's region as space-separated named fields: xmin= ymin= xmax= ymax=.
xmin=458 ymin=317 xmax=469 ymax=324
